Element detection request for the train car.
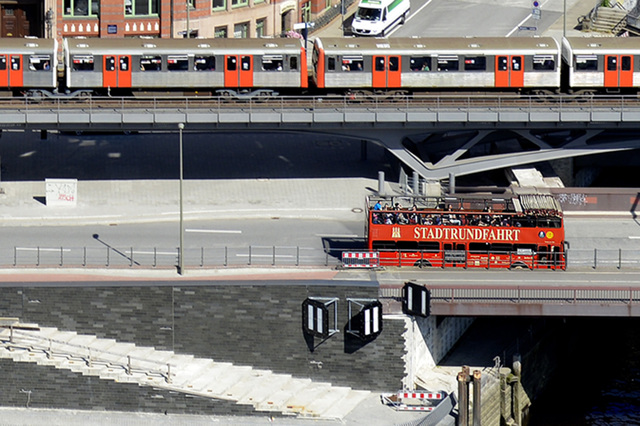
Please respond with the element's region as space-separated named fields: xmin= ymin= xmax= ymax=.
xmin=0 ymin=37 xmax=57 ymax=95
xmin=312 ymin=37 xmax=561 ymax=95
xmin=64 ymin=37 xmax=307 ymax=97
xmin=562 ymin=36 xmax=640 ymax=95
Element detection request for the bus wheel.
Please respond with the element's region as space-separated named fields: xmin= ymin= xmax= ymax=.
xmin=414 ymin=260 xmax=432 ymax=268
xmin=510 ymin=262 xmax=529 ymax=270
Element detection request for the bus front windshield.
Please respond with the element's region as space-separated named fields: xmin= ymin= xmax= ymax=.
xmin=356 ymin=7 xmax=382 ymax=21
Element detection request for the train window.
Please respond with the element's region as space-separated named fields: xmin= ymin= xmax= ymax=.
xmin=290 ymin=56 xmax=298 ymax=71
xmin=607 ymin=56 xmax=617 ymax=71
xmin=140 ymin=55 xmax=161 ymax=71
xmin=120 ymin=56 xmax=129 ymax=71
xmin=343 ymin=56 xmax=364 ymax=72
xmin=328 ymin=57 xmax=336 ymax=71
xmin=227 ymin=56 xmax=237 ymax=71
xmin=497 ymin=56 xmax=508 ymax=71
xmin=374 ymin=57 xmax=385 ymax=72
xmin=409 ymin=56 xmax=431 ymax=72
xmin=105 ymin=56 xmax=115 ymax=71
xmin=72 ymin=55 xmax=94 ymax=71
xmin=262 ymin=55 xmax=283 ymax=71
xmin=437 ymin=55 xmax=459 ymax=72
xmin=464 ymin=56 xmax=486 ymax=71
xmin=0 ymin=56 xmax=5 ymax=71
xmin=195 ymin=56 xmax=215 ymax=71
xmin=622 ymin=56 xmax=631 ymax=71
xmin=29 ymin=55 xmax=52 ymax=71
xmin=389 ymin=56 xmax=399 ymax=72
xmin=533 ymin=55 xmax=555 ymax=71
xmin=241 ymin=56 xmax=251 ymax=71
xmin=168 ymin=55 xmax=189 ymax=71
xmin=10 ymin=56 xmax=20 ymax=71
xmin=575 ymin=55 xmax=597 ymax=71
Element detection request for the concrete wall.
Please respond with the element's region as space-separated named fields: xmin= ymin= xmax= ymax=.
xmin=0 ymin=280 xmax=408 ymax=415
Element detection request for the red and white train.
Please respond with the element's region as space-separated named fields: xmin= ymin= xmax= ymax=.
xmin=0 ymin=35 xmax=638 ymax=97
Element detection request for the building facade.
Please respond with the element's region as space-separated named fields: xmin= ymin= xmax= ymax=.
xmin=0 ymin=0 xmax=336 ymax=41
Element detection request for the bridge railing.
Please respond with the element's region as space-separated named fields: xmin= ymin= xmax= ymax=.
xmin=5 ymin=94 xmax=640 ymax=114
xmin=4 ymin=245 xmax=640 ymax=270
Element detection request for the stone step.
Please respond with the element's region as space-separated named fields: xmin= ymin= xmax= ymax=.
xmin=236 ymin=373 xmax=294 ymax=406
xmin=303 ymin=386 xmax=352 ymax=418
xmin=255 ymin=378 xmax=313 ymax=412
xmin=282 ymin=382 xmax=334 ymax=415
xmin=319 ymin=389 xmax=371 ymax=419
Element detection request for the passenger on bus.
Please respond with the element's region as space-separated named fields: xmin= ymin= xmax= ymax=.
xmin=372 ymin=213 xmax=382 ymax=224
xmin=397 ymin=213 xmax=409 ymax=225
xmin=373 ymin=200 xmax=382 ymax=210
xmin=384 ymin=213 xmax=394 ymax=225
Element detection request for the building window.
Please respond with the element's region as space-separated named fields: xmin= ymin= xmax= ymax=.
xmin=301 ymin=2 xmax=311 ymax=23
xmin=213 ymin=0 xmax=226 ymax=11
xmin=231 ymin=0 xmax=248 ymax=7
xmin=125 ymin=0 xmax=159 ymax=16
xmin=214 ymin=26 xmax=228 ymax=38
xmin=234 ymin=22 xmax=249 ymax=38
xmin=256 ymin=18 xmax=266 ymax=37
xmin=64 ymin=0 xmax=99 ymax=16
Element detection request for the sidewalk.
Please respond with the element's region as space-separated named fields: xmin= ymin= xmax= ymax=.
xmin=0 ymin=178 xmax=375 ymax=227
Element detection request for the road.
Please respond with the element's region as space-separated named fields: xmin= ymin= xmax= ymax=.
xmin=389 ymin=0 xmax=585 ymax=37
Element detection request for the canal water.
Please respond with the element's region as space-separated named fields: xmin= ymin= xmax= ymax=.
xmin=529 ymin=317 xmax=640 ymax=425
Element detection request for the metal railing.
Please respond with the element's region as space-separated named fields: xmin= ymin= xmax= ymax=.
xmin=4 ymin=245 xmax=640 ymax=271
xmin=6 ymin=245 xmax=338 ymax=269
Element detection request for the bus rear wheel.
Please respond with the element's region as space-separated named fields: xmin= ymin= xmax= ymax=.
xmin=414 ymin=260 xmax=432 ymax=268
xmin=510 ymin=262 xmax=530 ymax=270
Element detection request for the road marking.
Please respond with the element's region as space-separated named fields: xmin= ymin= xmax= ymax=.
xmin=16 ymin=247 xmax=72 ymax=252
xmin=186 ymin=228 xmax=242 ymax=234
xmin=131 ymin=251 xmax=177 ymax=256
xmin=315 ymin=234 xmax=359 ymax=238
xmin=629 ymin=236 xmax=640 ymax=239
xmin=388 ymin=0 xmax=435 ymax=37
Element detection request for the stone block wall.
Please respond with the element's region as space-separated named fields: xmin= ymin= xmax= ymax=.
xmin=0 ymin=279 xmax=407 ymax=415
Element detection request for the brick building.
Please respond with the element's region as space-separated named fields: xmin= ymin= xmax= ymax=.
xmin=0 ymin=0 xmax=337 ymax=42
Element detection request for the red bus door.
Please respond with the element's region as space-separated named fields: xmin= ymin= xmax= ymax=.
xmin=0 ymin=55 xmax=7 ymax=87
xmin=495 ymin=55 xmax=523 ymax=88
xmin=372 ymin=56 xmax=401 ymax=88
xmin=103 ymin=55 xmax=131 ymax=89
xmin=225 ymin=55 xmax=253 ymax=88
xmin=604 ymin=55 xmax=633 ymax=88
xmin=9 ymin=55 xmax=22 ymax=87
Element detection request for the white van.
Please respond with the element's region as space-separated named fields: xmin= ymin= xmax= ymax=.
xmin=351 ymin=0 xmax=410 ymax=37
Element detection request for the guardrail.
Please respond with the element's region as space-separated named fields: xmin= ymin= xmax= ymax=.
xmin=4 ymin=246 xmax=640 ymax=270
xmin=5 ymin=245 xmax=338 ymax=269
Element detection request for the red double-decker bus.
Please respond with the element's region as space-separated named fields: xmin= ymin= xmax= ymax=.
xmin=366 ymin=193 xmax=566 ymax=270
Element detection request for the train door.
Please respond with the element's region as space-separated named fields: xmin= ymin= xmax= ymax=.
xmin=495 ymin=55 xmax=523 ymax=88
xmin=372 ymin=55 xmax=401 ymax=88
xmin=8 ymin=55 xmax=22 ymax=87
xmin=604 ymin=55 xmax=633 ymax=88
xmin=224 ymin=55 xmax=253 ymax=88
xmin=0 ymin=55 xmax=7 ymax=86
xmin=103 ymin=55 xmax=131 ymax=88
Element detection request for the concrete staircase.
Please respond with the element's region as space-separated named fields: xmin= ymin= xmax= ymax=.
xmin=584 ymin=6 xmax=628 ymax=34
xmin=0 ymin=322 xmax=369 ymax=419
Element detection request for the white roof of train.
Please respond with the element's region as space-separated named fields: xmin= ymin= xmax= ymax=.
xmin=64 ymin=37 xmax=304 ymax=56
xmin=315 ymin=37 xmax=560 ymax=56
xmin=0 ymin=37 xmax=56 ymax=54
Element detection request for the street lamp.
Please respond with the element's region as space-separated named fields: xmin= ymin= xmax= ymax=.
xmin=178 ymin=123 xmax=185 ymax=274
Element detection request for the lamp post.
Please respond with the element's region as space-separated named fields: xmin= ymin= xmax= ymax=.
xmin=186 ymin=0 xmax=190 ymax=38
xmin=178 ymin=123 xmax=185 ymax=274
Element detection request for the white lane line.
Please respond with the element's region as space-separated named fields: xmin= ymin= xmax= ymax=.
xmin=186 ymin=228 xmax=242 ymax=234
xmin=315 ymin=234 xmax=359 ymax=238
xmin=131 ymin=251 xmax=178 ymax=256
xmin=235 ymin=254 xmax=296 ymax=258
xmin=629 ymin=236 xmax=640 ymax=239
xmin=16 ymin=247 xmax=72 ymax=252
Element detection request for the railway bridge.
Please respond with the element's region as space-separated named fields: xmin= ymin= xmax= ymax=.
xmin=2 ymin=94 xmax=640 ymax=181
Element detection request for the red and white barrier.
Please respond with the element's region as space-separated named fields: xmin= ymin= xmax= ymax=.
xmin=342 ymin=252 xmax=380 ymax=268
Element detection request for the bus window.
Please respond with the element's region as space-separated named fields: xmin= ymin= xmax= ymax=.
xmin=418 ymin=241 xmax=440 ymax=252
xmin=372 ymin=240 xmax=396 ymax=250
xmin=469 ymin=242 xmax=490 ymax=252
xmin=397 ymin=241 xmax=418 ymax=250
xmin=491 ymin=243 xmax=513 ymax=254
